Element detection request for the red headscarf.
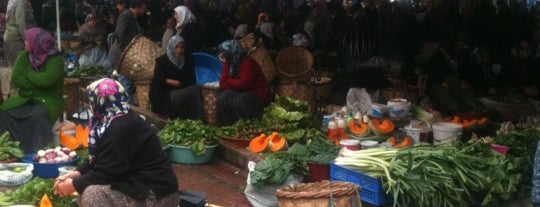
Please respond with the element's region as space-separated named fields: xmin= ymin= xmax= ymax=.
xmin=24 ymin=27 xmax=59 ymax=71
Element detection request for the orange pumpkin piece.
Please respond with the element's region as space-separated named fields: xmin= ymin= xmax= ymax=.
xmin=348 ymin=120 xmax=371 ymax=136
xmin=270 ymin=136 xmax=288 ymax=152
xmin=387 ymin=136 xmax=396 ymax=145
xmin=476 ymin=117 xmax=489 ymax=128
xmin=75 ymin=124 xmax=89 ymax=148
xmin=368 ymin=119 xmax=395 ymax=135
xmin=40 ymin=194 xmax=53 ymax=207
xmin=394 ymin=136 xmax=413 ymax=148
xmin=249 ymin=133 xmax=269 ymax=153
xmin=59 ymin=130 xmax=81 ymax=150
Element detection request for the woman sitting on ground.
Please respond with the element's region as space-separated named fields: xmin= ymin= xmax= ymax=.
xmin=0 ymin=27 xmax=64 ymax=153
xmin=149 ymin=34 xmax=203 ymax=120
xmin=217 ymin=39 xmax=272 ymax=126
xmin=53 ymin=78 xmax=180 ymax=206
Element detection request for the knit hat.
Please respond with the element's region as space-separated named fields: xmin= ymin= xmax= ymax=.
xmin=86 ymin=14 xmax=96 ymax=23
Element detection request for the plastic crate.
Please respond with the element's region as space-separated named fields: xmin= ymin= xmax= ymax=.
xmin=330 ymin=163 xmax=393 ymax=206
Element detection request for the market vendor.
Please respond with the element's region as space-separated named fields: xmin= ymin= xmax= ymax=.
xmin=149 ymin=34 xmax=203 ymax=120
xmin=217 ymin=39 xmax=272 ymax=126
xmin=53 ymin=78 xmax=180 ymax=206
xmin=0 ymin=27 xmax=64 ymax=153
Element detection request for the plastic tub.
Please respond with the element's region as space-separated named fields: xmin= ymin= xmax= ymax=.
xmin=432 ymin=122 xmax=462 ymax=145
xmin=167 ymin=144 xmax=218 ymax=164
xmin=22 ymin=154 xmax=80 ymax=178
xmin=360 ymin=140 xmax=379 ymax=149
xmin=340 ymin=139 xmax=360 ymax=151
xmin=386 ymin=99 xmax=411 ymax=118
xmin=370 ymin=103 xmax=388 ymax=117
xmin=403 ymin=125 xmax=431 ymax=144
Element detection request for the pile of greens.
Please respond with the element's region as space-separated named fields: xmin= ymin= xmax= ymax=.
xmin=493 ymin=127 xmax=540 ymax=200
xmin=216 ymin=119 xmax=266 ymax=140
xmin=249 ymin=135 xmax=339 ymax=187
xmin=0 ymin=177 xmax=77 ymax=206
xmin=0 ymin=132 xmax=24 ymax=161
xmin=385 ymin=140 xmax=521 ymax=207
xmin=158 ymin=119 xmax=219 ymax=156
xmin=66 ymin=64 xmax=109 ymax=78
xmin=262 ymin=96 xmax=318 ymax=143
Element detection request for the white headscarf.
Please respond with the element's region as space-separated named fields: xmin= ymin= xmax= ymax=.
xmin=167 ymin=35 xmax=185 ymax=70
xmin=174 ymin=6 xmax=196 ymax=33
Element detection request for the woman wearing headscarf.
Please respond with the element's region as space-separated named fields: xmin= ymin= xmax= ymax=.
xmin=149 ymin=35 xmax=203 ymax=120
xmin=172 ymin=5 xmax=202 ymax=53
xmin=53 ymin=78 xmax=180 ymax=207
xmin=0 ymin=27 xmax=64 ymax=153
xmin=217 ymin=39 xmax=272 ymax=126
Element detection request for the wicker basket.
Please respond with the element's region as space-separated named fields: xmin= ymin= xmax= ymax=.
xmin=276 ymin=180 xmax=361 ymax=207
xmin=240 ymin=33 xmax=277 ymax=82
xmin=118 ymin=35 xmax=165 ymax=81
xmin=276 ymin=47 xmax=313 ymax=82
xmin=380 ymin=85 xmax=420 ymax=104
xmin=63 ymin=78 xmax=81 ymax=117
xmin=134 ymin=81 xmax=151 ymax=110
xmin=201 ymin=85 xmax=220 ymax=126
xmin=275 ymin=81 xmax=316 ymax=111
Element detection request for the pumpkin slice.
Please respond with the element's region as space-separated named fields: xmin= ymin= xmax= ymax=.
xmin=249 ymin=133 xmax=269 ymax=153
xmin=394 ymin=136 xmax=413 ymax=148
xmin=476 ymin=117 xmax=489 ymax=128
xmin=368 ymin=119 xmax=395 ymax=136
xmin=270 ymin=136 xmax=288 ymax=152
xmin=59 ymin=130 xmax=82 ymax=150
xmin=348 ymin=120 xmax=371 ymax=136
xmin=461 ymin=119 xmax=478 ymax=130
xmin=75 ymin=124 xmax=89 ymax=148
xmin=40 ymin=194 xmax=53 ymax=207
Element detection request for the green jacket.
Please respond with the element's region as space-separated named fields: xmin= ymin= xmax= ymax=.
xmin=0 ymin=52 xmax=65 ymax=123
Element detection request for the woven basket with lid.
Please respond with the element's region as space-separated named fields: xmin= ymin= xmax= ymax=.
xmin=276 ymin=47 xmax=313 ymax=82
xmin=118 ymin=35 xmax=165 ymax=81
xmin=276 ymin=180 xmax=361 ymax=207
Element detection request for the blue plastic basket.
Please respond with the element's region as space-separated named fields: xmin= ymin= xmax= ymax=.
xmin=193 ymin=53 xmax=222 ymax=85
xmin=330 ymin=163 xmax=393 ymax=206
xmin=22 ymin=154 xmax=80 ymax=178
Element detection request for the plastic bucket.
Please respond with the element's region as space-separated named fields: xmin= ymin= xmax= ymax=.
xmin=370 ymin=103 xmax=388 ymax=117
xmin=306 ymin=162 xmax=330 ymax=182
xmin=432 ymin=122 xmax=462 ymax=145
xmin=167 ymin=144 xmax=218 ymax=164
xmin=340 ymin=139 xmax=360 ymax=151
xmin=403 ymin=125 xmax=431 ymax=144
xmin=360 ymin=140 xmax=379 ymax=149
xmin=386 ymin=99 xmax=411 ymax=118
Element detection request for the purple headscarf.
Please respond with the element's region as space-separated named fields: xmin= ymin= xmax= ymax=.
xmin=24 ymin=27 xmax=59 ymax=71
xmin=86 ymin=78 xmax=129 ymax=163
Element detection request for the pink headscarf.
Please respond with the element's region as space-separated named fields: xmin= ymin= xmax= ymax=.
xmin=24 ymin=27 xmax=59 ymax=71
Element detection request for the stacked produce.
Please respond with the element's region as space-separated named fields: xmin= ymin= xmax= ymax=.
xmin=0 ymin=132 xmax=24 ymax=161
xmin=334 ymin=139 xmax=521 ymax=207
xmin=158 ymin=119 xmax=219 ymax=156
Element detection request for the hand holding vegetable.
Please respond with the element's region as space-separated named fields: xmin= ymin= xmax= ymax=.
xmin=53 ymin=178 xmax=76 ymax=197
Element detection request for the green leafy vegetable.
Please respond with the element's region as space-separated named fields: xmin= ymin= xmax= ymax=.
xmin=158 ymin=119 xmax=219 ymax=156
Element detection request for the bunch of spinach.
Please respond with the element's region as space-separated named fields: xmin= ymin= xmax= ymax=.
xmin=249 ymin=143 xmax=310 ymax=187
xmin=158 ymin=119 xmax=219 ymax=156
xmin=306 ymin=133 xmax=340 ymax=165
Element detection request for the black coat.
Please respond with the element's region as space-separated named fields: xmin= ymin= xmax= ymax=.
xmin=73 ymin=113 xmax=178 ymax=199
xmin=149 ymin=54 xmax=196 ymax=116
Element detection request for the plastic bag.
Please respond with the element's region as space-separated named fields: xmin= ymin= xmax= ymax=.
xmin=244 ymin=161 xmax=303 ymax=207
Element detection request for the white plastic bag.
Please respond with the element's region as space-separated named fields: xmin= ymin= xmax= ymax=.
xmin=346 ymin=87 xmax=381 ymax=115
xmin=244 ymin=161 xmax=303 ymax=207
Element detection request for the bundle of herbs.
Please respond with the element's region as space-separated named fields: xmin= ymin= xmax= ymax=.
xmin=493 ymin=127 xmax=540 ymax=200
xmin=158 ymin=119 xmax=219 ymax=156
xmin=0 ymin=177 xmax=77 ymax=206
xmin=249 ymin=135 xmax=340 ymax=187
xmin=385 ymin=140 xmax=520 ymax=207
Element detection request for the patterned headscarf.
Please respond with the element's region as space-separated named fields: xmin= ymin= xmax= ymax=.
xmin=24 ymin=27 xmax=60 ymax=71
xmin=218 ymin=39 xmax=247 ymax=78
xmin=167 ymin=35 xmax=185 ymax=70
xmin=174 ymin=6 xmax=196 ymax=33
xmin=86 ymin=78 xmax=129 ymax=162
